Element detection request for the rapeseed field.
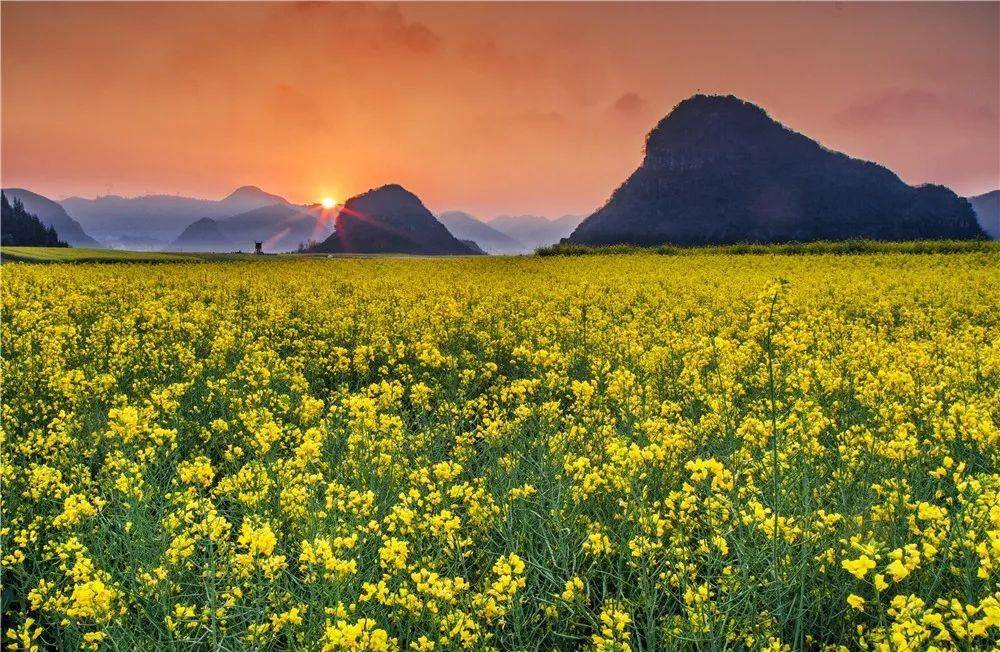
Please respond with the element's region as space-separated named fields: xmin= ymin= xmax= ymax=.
xmin=2 ymin=253 xmax=998 ymax=650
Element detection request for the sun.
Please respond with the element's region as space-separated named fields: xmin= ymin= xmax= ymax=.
xmin=321 ymin=197 xmax=336 ymax=209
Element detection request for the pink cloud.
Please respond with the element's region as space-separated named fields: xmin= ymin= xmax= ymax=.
xmin=837 ymin=89 xmax=997 ymax=128
xmin=610 ymin=92 xmax=648 ymax=118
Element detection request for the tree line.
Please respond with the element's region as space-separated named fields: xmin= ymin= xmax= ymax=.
xmin=1 ymin=192 xmax=67 ymax=247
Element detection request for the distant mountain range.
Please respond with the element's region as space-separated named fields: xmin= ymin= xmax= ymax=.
xmin=437 ymin=211 xmax=525 ymax=254
xmin=306 ymin=184 xmax=478 ymax=255
xmin=61 ymin=185 xmax=291 ymax=247
xmin=2 ymin=188 xmax=101 ymax=247
xmin=438 ymin=212 xmax=584 ymax=253
xmin=14 ymin=181 xmax=583 ymax=254
xmin=486 ymin=214 xmax=583 ymax=251
xmin=969 ymin=190 xmax=999 ymax=239
xmin=568 ymin=94 xmax=985 ymax=245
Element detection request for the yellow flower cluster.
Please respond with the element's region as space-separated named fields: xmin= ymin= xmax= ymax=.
xmin=2 ymin=252 xmax=998 ymax=649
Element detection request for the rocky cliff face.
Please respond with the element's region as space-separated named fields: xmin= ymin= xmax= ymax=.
xmin=308 ymin=185 xmax=479 ymax=255
xmin=568 ymin=95 xmax=985 ymax=246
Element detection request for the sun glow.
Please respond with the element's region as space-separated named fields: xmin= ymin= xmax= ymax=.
xmin=321 ymin=197 xmax=336 ymax=209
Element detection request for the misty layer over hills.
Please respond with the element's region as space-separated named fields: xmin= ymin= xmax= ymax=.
xmin=61 ymin=186 xmax=293 ymax=248
xmin=9 ymin=185 xmax=337 ymax=253
xmin=436 ymin=212 xmax=584 ymax=253
xmin=485 ymin=214 xmax=584 ymax=252
xmin=437 ymin=212 xmax=525 ymax=254
xmin=3 ymin=183 xmax=573 ymax=255
xmin=568 ymin=95 xmax=985 ymax=246
xmin=171 ymin=204 xmax=335 ymax=253
xmin=968 ymin=191 xmax=999 ymax=240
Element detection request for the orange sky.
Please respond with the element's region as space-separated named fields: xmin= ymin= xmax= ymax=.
xmin=2 ymin=1 xmax=998 ymax=217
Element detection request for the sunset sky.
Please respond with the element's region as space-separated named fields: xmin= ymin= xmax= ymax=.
xmin=2 ymin=1 xmax=997 ymax=218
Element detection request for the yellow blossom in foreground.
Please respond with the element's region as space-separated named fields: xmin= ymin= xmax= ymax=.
xmin=842 ymin=555 xmax=877 ymax=580
xmin=322 ymin=618 xmax=396 ymax=651
xmin=2 ymin=252 xmax=998 ymax=649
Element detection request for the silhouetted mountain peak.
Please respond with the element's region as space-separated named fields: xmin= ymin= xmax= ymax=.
xmin=641 ymin=94 xmax=832 ymax=171
xmin=667 ymin=93 xmax=769 ymax=118
xmin=647 ymin=95 xmax=773 ymax=143
xmin=349 ymin=184 xmax=423 ymax=218
xmin=373 ymin=183 xmax=410 ymax=195
xmin=568 ymin=94 xmax=984 ymax=246
xmin=306 ymin=184 xmax=478 ymax=255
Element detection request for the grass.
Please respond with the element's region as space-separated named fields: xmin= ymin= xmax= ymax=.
xmin=536 ymin=239 xmax=1000 ymax=256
